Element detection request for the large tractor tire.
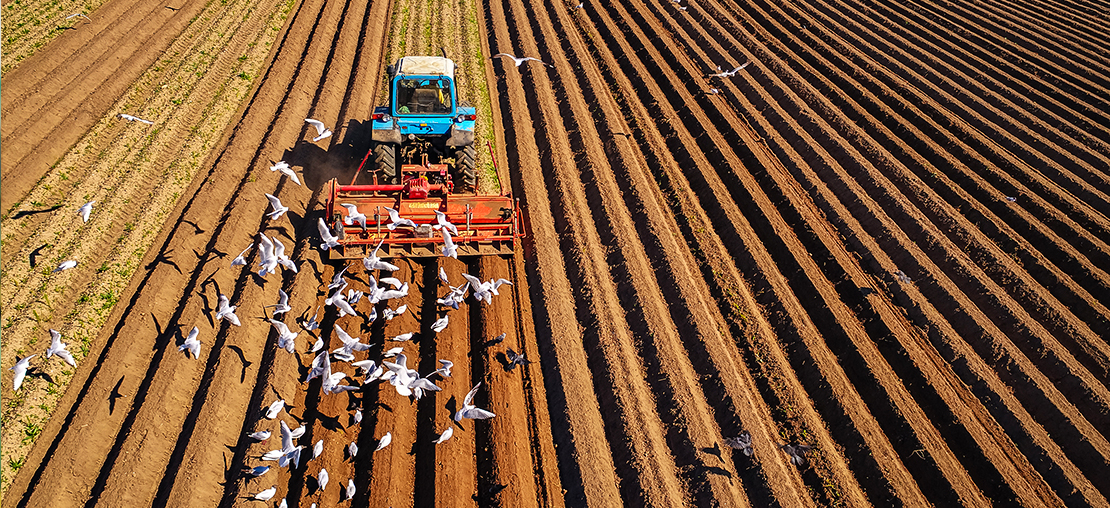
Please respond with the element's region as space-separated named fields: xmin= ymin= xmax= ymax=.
xmin=453 ymin=144 xmax=477 ymax=192
xmin=373 ymin=142 xmax=397 ymax=184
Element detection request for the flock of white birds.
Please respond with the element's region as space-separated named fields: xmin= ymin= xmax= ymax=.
xmin=8 ymin=116 xmax=525 ymax=505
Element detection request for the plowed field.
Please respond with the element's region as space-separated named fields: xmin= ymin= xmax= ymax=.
xmin=3 ymin=0 xmax=1108 ymax=505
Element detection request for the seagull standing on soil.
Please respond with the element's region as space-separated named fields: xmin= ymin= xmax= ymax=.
xmin=318 ymin=218 xmax=341 ymax=251
xmin=248 ymin=429 xmax=272 ymax=441
xmin=10 ymin=355 xmax=36 ymax=391
xmin=348 ymin=442 xmax=358 ymax=458
xmin=346 ymin=479 xmax=356 ymax=499
xmin=54 ymin=260 xmax=78 ymax=273
xmin=45 ymin=329 xmax=77 ymax=367
xmin=493 ymin=53 xmax=553 ymax=68
xmin=230 ymin=243 xmax=253 ymax=267
xmin=304 ymin=118 xmax=333 ymax=142
xmin=318 ymin=468 xmax=329 ymax=490
xmin=78 ymin=201 xmax=95 ymax=223
xmin=455 ymin=382 xmax=496 ymax=421
xmin=375 ymin=432 xmax=392 ymax=451
xmin=313 ymin=439 xmax=324 ymax=459
xmin=179 ymin=326 xmax=201 ymax=358
xmin=215 ymin=294 xmax=241 ymax=326
xmin=253 ymin=487 xmax=277 ymax=501
xmin=118 ymin=113 xmax=154 ymax=125
xmin=269 ymin=161 xmax=301 ymax=185
xmin=431 ymin=314 xmax=450 ymax=333
xmin=265 ymin=193 xmax=289 ymax=220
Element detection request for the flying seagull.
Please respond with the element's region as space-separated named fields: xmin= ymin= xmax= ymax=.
xmin=45 ymin=329 xmax=77 ymax=367
xmin=230 ymin=243 xmax=253 ymax=267
xmin=441 ymin=229 xmax=458 ymax=259
xmin=265 ymin=193 xmax=289 ymax=220
xmin=304 ymin=118 xmax=332 ymax=142
xmin=572 ymin=2 xmax=583 ymax=10
xmin=301 ymin=306 xmax=321 ymax=332
xmin=54 ymin=260 xmax=78 ymax=273
xmin=438 ymin=266 xmax=449 ymax=285
xmin=340 ymin=203 xmax=367 ymax=229
xmin=384 ymin=207 xmax=418 ymax=230
xmin=724 ymin=431 xmax=754 ymax=457
xmin=269 ymin=161 xmax=301 ymax=186
xmin=780 ymin=443 xmax=813 ymax=466
xmin=215 ymin=294 xmax=241 ymax=326
xmin=65 ymin=12 xmax=91 ymax=21
xmin=432 ymin=210 xmax=459 ymax=236
xmin=434 ymin=359 xmax=453 ymax=378
xmin=271 ymin=319 xmax=299 ymax=354
xmin=266 ymin=399 xmax=286 ymax=419
xmin=271 ymin=237 xmax=298 ymax=273
xmin=506 ymin=348 xmax=531 ymax=370
xmin=118 ymin=113 xmax=154 ymax=125
xmin=493 ymin=53 xmax=553 ymax=68
xmin=708 ymin=62 xmax=750 ymax=78
xmin=179 ymin=326 xmax=201 ymax=358
xmin=455 ymin=382 xmax=496 ymax=421
xmin=78 ymin=201 xmax=95 ymax=223
xmin=10 ymin=355 xmax=36 ymax=391
xmin=362 ymin=239 xmax=399 ymax=271
xmin=318 ymin=218 xmax=341 ymax=251
xmin=431 ymin=314 xmax=449 ymax=333
xmin=265 ymin=288 xmax=292 ymax=317
xmin=433 ymin=426 xmax=454 ymax=444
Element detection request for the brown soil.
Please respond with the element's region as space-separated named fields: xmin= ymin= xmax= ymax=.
xmin=3 ymin=0 xmax=1109 ymax=505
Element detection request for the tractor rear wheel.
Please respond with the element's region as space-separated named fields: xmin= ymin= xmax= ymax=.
xmin=453 ymin=144 xmax=477 ymax=192
xmin=373 ymin=143 xmax=397 ymax=184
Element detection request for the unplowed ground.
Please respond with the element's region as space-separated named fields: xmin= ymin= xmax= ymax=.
xmin=3 ymin=0 xmax=1109 ymax=505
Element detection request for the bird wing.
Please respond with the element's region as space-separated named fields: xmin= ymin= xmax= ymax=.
xmin=280 ymin=420 xmax=294 ymax=452
xmin=265 ymin=193 xmax=284 ymax=210
xmin=277 ymin=288 xmax=289 ymax=306
xmin=304 ymin=118 xmax=327 ymax=135
xmin=334 ymin=324 xmax=355 ymax=346
xmin=438 ymin=267 xmax=449 ymax=285
xmin=461 ymin=406 xmax=496 ymax=420
xmin=463 ymin=382 xmax=482 ymax=406
xmin=270 ymin=319 xmax=291 ymax=337
xmin=460 ymin=272 xmax=483 ymax=289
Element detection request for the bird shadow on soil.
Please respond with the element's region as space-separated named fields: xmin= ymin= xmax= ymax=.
xmin=108 ymin=375 xmax=125 ymax=415
xmin=146 ymin=248 xmax=182 ymax=273
xmin=24 ymin=367 xmax=55 ymax=386
xmin=227 ymin=345 xmax=251 ymax=383
xmin=701 ymin=442 xmax=722 ymax=461
xmin=317 ymin=411 xmax=344 ymax=432
xmin=280 ymin=136 xmax=357 ymax=191
xmin=10 ymin=204 xmax=63 ymax=219
xmin=29 ymin=243 xmax=50 ymax=268
xmin=445 ymin=395 xmax=464 ymax=430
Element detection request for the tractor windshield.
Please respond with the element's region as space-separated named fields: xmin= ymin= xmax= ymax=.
xmin=395 ymin=78 xmax=453 ymax=115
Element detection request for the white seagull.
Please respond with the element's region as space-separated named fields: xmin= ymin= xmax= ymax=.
xmin=340 ymin=203 xmax=367 ymax=229
xmin=272 ymin=237 xmax=298 ymax=273
xmin=269 ymin=161 xmax=301 ymax=185
xmin=257 ymin=235 xmax=278 ymax=277
xmin=383 ymin=304 xmax=407 ymax=321
xmin=318 ymin=468 xmax=329 ymax=490
xmin=431 ymin=314 xmax=449 ymax=333
xmin=455 ymin=382 xmax=496 ymax=421
xmin=313 ymin=439 xmax=324 ymax=459
xmin=179 ymin=326 xmax=201 ymax=359
xmin=265 ymin=193 xmax=289 ymax=220
xmin=266 ymin=399 xmax=286 ymax=419
xmin=215 ymin=294 xmax=241 ymax=326
xmin=230 ymin=243 xmax=253 ymax=267
xmin=65 ymin=12 xmax=91 ymax=21
xmin=493 ymin=53 xmax=553 ymax=68
xmin=78 ymin=201 xmax=95 ymax=223
xmin=305 ymin=118 xmax=333 ymax=142
xmin=10 ymin=355 xmax=36 ymax=391
xmin=318 ymin=218 xmax=341 ymax=251
xmin=253 ymin=487 xmax=277 ymax=501
xmin=266 ymin=288 xmax=292 ymax=317
xmin=384 ymin=207 xmax=418 ymax=230
xmin=346 ymin=479 xmax=356 ymax=499
xmin=54 ymin=260 xmax=78 ymax=273
xmin=301 ymin=306 xmax=321 ymax=332
xmin=431 ymin=210 xmax=459 ymax=235
xmin=271 ymin=319 xmax=299 ymax=354
xmin=389 ymin=332 xmax=414 ymax=342
xmin=708 ymin=62 xmax=750 ymax=78
xmin=433 ymin=426 xmax=454 ymax=444
xmin=348 ymin=441 xmax=358 ymax=458
xmin=248 ymin=430 xmax=272 ymax=441
xmin=118 ymin=113 xmax=154 ymax=125
xmin=45 ymin=329 xmax=76 ymax=367
xmin=441 ymin=229 xmax=458 ymax=259
xmin=362 ymin=239 xmax=399 ymax=271
xmin=375 ymin=432 xmax=392 ymax=451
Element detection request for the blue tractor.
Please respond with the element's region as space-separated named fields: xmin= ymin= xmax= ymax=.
xmin=370 ymin=56 xmax=478 ymax=190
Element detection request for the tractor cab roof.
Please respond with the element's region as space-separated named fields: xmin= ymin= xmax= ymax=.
xmin=393 ymin=56 xmax=456 ymax=79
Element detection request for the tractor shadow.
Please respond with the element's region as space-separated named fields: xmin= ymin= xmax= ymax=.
xmin=282 ymin=119 xmax=374 ymax=190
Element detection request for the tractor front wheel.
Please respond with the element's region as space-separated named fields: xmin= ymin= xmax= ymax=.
xmin=373 ymin=143 xmax=397 ymax=184
xmin=453 ymin=144 xmax=477 ymax=192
